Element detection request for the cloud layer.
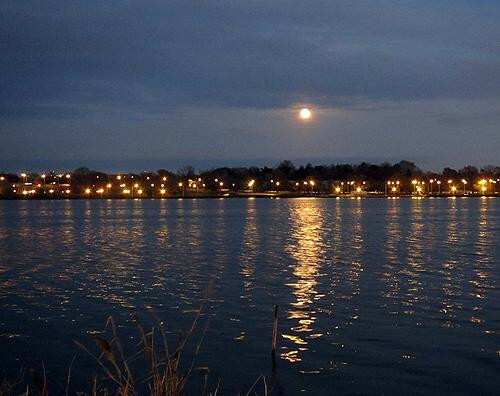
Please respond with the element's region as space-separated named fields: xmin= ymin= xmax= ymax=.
xmin=1 ymin=1 xmax=499 ymax=169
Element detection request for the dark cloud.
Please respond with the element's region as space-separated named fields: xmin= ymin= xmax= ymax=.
xmin=1 ymin=0 xmax=499 ymax=119
xmin=1 ymin=1 xmax=499 ymax=170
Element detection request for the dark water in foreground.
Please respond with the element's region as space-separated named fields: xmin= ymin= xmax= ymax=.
xmin=0 ymin=198 xmax=499 ymax=395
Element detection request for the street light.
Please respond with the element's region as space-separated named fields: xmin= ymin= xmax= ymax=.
xmin=461 ymin=179 xmax=467 ymax=194
xmin=479 ymin=179 xmax=487 ymax=194
xmin=412 ymin=179 xmax=418 ymax=194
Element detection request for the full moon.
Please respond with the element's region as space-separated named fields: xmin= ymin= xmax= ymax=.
xmin=299 ymin=108 xmax=312 ymax=120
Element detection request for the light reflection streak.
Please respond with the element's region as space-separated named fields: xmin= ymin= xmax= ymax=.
xmin=439 ymin=198 xmax=465 ymax=328
xmin=400 ymin=199 xmax=425 ymax=315
xmin=382 ymin=199 xmax=402 ymax=304
xmin=283 ymin=200 xmax=326 ymax=362
xmin=239 ymin=199 xmax=257 ymax=298
xmin=469 ymin=199 xmax=494 ymax=327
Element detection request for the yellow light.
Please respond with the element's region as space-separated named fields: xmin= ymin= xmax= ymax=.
xmin=21 ymin=173 xmax=27 ymax=177
xmin=178 ymin=182 xmax=183 ymax=187
xmin=117 ymin=175 xmax=122 ymax=180
xmin=392 ymin=187 xmax=397 ymax=192
xmin=97 ymin=189 xmax=104 ymax=194
xmin=41 ymin=174 xmax=46 ymax=178
xmin=163 ymin=177 xmax=167 ymax=181
xmin=299 ymin=108 xmax=312 ymax=120
xmin=137 ymin=189 xmax=143 ymax=194
xmin=461 ymin=179 xmax=467 ymax=184
xmin=65 ymin=189 xmax=71 ymax=194
xmin=396 ymin=181 xmax=400 ymax=185
xmin=451 ymin=186 xmax=457 ymax=192
xmin=437 ymin=181 xmax=441 ymax=184
xmin=276 ymin=182 xmax=280 ymax=186
xmin=134 ymin=183 xmax=139 ymax=188
xmin=335 ymin=187 xmax=341 ymax=193
xmin=160 ymin=189 xmax=166 ymax=195
xmin=479 ymin=179 xmax=487 ymax=185
xmin=412 ymin=180 xmax=417 ymax=184
xmin=387 ymin=181 xmax=391 ymax=185
xmin=0 ymin=176 xmax=4 ymax=181
xmin=49 ymin=189 xmax=54 ymax=193
xmin=248 ymin=180 xmax=255 ymax=187
xmin=219 ymin=182 xmax=224 ymax=186
xmin=448 ymin=179 xmax=453 ymax=184
xmin=22 ymin=190 xmax=28 ymax=195
xmin=481 ymin=186 xmax=487 ymax=192
xmin=107 ymin=183 xmax=112 ymax=188
xmin=123 ymin=189 xmax=130 ymax=194
xmin=310 ymin=180 xmax=315 ymax=186
xmin=85 ymin=188 xmax=91 ymax=194
xmin=356 ymin=187 xmax=362 ymax=193
xmin=416 ymin=186 xmax=422 ymax=192
xmin=66 ymin=174 xmax=70 ymax=179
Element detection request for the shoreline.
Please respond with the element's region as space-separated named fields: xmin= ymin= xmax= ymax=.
xmin=1 ymin=192 xmax=499 ymax=200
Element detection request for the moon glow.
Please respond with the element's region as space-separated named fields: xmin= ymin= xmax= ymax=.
xmin=299 ymin=108 xmax=312 ymax=120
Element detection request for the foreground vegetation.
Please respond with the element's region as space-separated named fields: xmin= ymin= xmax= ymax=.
xmin=0 ymin=308 xmax=268 ymax=396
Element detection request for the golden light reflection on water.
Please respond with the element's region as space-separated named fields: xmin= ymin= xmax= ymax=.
xmin=86 ymin=200 xmax=147 ymax=308
xmin=439 ymin=198 xmax=465 ymax=328
xmin=400 ymin=199 xmax=426 ymax=315
xmin=383 ymin=199 xmax=402 ymax=303
xmin=470 ymin=199 xmax=494 ymax=328
xmin=239 ymin=199 xmax=257 ymax=298
xmin=282 ymin=201 xmax=326 ymax=362
xmin=344 ymin=202 xmax=363 ymax=305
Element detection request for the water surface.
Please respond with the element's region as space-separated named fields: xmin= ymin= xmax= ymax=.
xmin=0 ymin=198 xmax=499 ymax=394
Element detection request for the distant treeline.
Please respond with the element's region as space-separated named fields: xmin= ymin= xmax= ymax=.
xmin=1 ymin=160 xmax=500 ymax=195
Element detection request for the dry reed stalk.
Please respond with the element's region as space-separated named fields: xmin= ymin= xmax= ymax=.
xmin=271 ymin=305 xmax=279 ymax=367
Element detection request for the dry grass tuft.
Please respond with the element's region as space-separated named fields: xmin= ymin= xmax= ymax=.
xmin=0 ymin=304 xmax=270 ymax=395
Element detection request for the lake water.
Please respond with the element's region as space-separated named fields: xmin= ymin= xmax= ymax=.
xmin=0 ymin=198 xmax=499 ymax=394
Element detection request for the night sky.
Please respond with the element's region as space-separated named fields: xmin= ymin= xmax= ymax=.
xmin=1 ymin=1 xmax=499 ymax=172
